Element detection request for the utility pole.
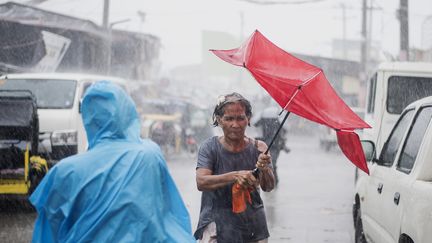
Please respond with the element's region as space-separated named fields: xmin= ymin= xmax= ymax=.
xmin=102 ymin=0 xmax=110 ymax=73
xmin=367 ymin=0 xmax=373 ymax=65
xmin=103 ymin=0 xmax=110 ymax=29
xmin=360 ymin=0 xmax=367 ymax=77
xmin=137 ymin=11 xmax=146 ymax=32
xmin=398 ymin=0 xmax=409 ymax=61
xmin=341 ymin=3 xmax=347 ymax=59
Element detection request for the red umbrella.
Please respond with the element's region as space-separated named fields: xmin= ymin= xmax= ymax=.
xmin=211 ymin=30 xmax=370 ymax=174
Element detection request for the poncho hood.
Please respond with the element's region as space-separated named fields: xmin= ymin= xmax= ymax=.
xmin=82 ymin=80 xmax=141 ymax=149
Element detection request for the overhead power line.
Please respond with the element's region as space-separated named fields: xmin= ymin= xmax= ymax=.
xmin=237 ymin=0 xmax=326 ymax=5
xmin=25 ymin=0 xmax=49 ymax=6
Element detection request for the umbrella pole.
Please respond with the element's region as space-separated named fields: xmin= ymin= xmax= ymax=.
xmin=264 ymin=111 xmax=290 ymax=154
xmin=253 ymin=111 xmax=290 ymax=177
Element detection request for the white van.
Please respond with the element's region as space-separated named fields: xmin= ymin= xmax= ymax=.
xmin=354 ymin=96 xmax=432 ymax=243
xmin=363 ymin=62 xmax=432 ymax=155
xmin=0 ymin=73 xmax=129 ymax=164
xmin=318 ymin=106 xmax=365 ymax=151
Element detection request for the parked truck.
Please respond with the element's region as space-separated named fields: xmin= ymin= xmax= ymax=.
xmin=361 ymin=62 xmax=432 ymax=154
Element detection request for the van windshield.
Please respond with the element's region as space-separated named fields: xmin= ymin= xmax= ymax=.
xmin=387 ymin=76 xmax=432 ymax=114
xmin=0 ymin=79 xmax=77 ymax=109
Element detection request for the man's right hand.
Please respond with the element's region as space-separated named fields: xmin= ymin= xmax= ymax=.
xmin=234 ymin=170 xmax=257 ymax=188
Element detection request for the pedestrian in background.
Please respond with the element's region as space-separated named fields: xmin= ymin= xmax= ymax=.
xmin=194 ymin=92 xmax=275 ymax=243
xmin=30 ymin=81 xmax=195 ymax=243
xmin=254 ymin=106 xmax=290 ymax=185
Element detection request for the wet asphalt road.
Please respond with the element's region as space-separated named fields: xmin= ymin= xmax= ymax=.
xmin=0 ymin=199 xmax=35 ymax=242
xmin=0 ymin=133 xmax=357 ymax=243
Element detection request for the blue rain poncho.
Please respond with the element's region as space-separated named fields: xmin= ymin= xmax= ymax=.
xmin=30 ymin=81 xmax=195 ymax=243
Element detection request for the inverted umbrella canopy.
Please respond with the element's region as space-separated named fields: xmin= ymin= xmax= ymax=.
xmin=211 ymin=30 xmax=371 ymax=174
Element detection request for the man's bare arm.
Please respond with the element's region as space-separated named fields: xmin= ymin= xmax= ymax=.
xmin=196 ymin=168 xmax=257 ymax=191
xmin=258 ymin=166 xmax=275 ymax=192
xmin=255 ymin=140 xmax=275 ymax=192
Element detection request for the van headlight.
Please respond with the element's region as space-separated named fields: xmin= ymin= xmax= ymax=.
xmin=51 ymin=130 xmax=78 ymax=146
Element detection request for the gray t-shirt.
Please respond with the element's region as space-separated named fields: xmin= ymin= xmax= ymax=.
xmin=194 ymin=136 xmax=270 ymax=243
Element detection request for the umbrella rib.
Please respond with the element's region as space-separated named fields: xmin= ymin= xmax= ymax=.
xmin=287 ymin=70 xmax=328 ymax=125
xmin=281 ymin=69 xmax=317 ymax=110
xmin=282 ymin=87 xmax=301 ymax=110
xmin=302 ymin=70 xmax=321 ymax=86
xmin=243 ymin=32 xmax=256 ymax=67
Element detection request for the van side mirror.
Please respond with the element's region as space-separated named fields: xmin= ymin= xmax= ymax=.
xmin=361 ymin=140 xmax=376 ymax=162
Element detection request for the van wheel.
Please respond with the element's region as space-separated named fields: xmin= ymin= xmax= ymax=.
xmin=399 ymin=235 xmax=414 ymax=243
xmin=355 ymin=207 xmax=367 ymax=243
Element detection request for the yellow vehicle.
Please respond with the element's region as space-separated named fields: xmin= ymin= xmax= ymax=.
xmin=138 ymin=98 xmax=213 ymax=156
xmin=141 ymin=113 xmax=182 ymax=154
xmin=0 ymin=90 xmax=48 ymax=197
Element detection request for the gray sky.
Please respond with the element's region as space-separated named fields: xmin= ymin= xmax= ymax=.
xmin=34 ymin=0 xmax=432 ymax=68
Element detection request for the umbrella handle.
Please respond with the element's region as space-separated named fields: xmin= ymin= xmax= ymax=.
xmin=252 ymin=167 xmax=260 ymax=178
xmin=253 ymin=111 xmax=290 ymax=178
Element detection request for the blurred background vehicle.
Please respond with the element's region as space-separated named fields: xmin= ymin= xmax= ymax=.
xmin=138 ymin=97 xmax=213 ymax=156
xmin=0 ymin=90 xmax=48 ymax=199
xmin=0 ymin=73 xmax=129 ymax=166
xmin=184 ymin=128 xmax=198 ymax=154
xmin=318 ymin=106 xmax=365 ymax=151
xmin=143 ymin=113 xmax=182 ymax=156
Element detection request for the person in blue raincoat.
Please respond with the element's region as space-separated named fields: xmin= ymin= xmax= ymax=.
xmin=30 ymin=80 xmax=195 ymax=243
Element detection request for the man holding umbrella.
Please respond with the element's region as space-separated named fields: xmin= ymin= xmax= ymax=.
xmin=197 ymin=29 xmax=370 ymax=243
xmin=195 ymin=92 xmax=275 ymax=243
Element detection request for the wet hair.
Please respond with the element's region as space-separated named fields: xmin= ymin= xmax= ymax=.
xmin=212 ymin=92 xmax=252 ymax=127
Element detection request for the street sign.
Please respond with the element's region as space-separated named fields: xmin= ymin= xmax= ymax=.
xmin=34 ymin=31 xmax=71 ymax=72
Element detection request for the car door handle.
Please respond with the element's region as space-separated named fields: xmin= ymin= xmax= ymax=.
xmin=394 ymin=192 xmax=400 ymax=205
xmin=377 ymin=183 xmax=383 ymax=194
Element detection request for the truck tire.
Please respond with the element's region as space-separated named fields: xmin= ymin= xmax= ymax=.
xmin=29 ymin=166 xmax=47 ymax=194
